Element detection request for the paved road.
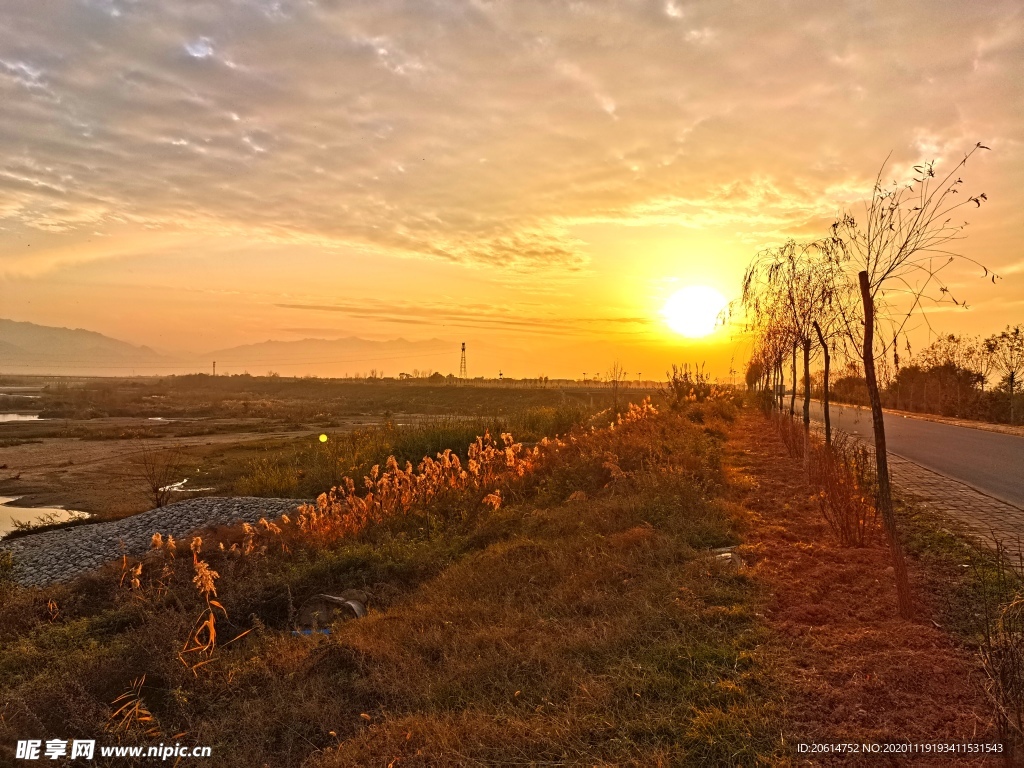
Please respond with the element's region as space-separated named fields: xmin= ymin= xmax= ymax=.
xmin=809 ymin=402 xmax=1024 ymax=509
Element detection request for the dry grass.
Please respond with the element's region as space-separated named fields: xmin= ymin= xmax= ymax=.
xmin=766 ymin=410 xmax=879 ymax=548
xmin=36 ymin=376 xmax=616 ymax=424
xmin=954 ymin=542 xmax=1024 ymax=759
xmin=768 ymin=409 xmax=805 ymax=460
xmin=234 ymin=404 xmax=600 ymax=499
xmin=309 ymin=477 xmax=776 ymax=766
xmin=807 ymin=431 xmax=878 ymax=547
xmin=0 ymin=400 xmax=784 ymax=765
xmin=2 ymin=395 xmax=1001 ymax=764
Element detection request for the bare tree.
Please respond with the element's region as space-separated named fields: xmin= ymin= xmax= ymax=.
xmin=607 ymin=360 xmax=627 ymax=413
xmin=132 ymin=443 xmax=186 ymax=509
xmin=828 ymin=142 xmax=993 ymax=618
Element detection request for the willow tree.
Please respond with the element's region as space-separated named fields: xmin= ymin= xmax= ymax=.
xmin=741 ymin=255 xmax=797 ymax=414
xmin=744 ymin=240 xmax=839 ymax=469
xmin=829 ymin=142 xmax=993 ymax=618
xmin=809 ymin=237 xmax=860 ymax=447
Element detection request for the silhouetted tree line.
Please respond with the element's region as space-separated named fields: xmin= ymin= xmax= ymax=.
xmin=819 ymin=329 xmax=1024 ymax=425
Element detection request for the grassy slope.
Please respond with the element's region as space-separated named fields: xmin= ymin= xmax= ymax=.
xmin=313 ymin=429 xmax=779 ymax=765
xmin=0 ymin=401 xmax=786 ymax=766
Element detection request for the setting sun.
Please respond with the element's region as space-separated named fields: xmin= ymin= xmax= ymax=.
xmin=661 ymin=286 xmax=728 ymax=338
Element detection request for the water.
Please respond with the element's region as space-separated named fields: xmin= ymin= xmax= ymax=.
xmin=0 ymin=497 xmax=87 ymax=537
xmin=158 ymin=478 xmax=215 ymax=493
xmin=0 ymin=414 xmax=41 ymax=422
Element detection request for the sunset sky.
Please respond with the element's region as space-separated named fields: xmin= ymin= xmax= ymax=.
xmin=0 ymin=0 xmax=1021 ymax=378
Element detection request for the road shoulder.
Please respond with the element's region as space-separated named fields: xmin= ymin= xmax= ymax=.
xmin=726 ymin=409 xmax=995 ymax=759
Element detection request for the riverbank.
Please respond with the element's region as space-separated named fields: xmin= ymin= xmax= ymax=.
xmin=0 ymin=497 xmax=307 ymax=586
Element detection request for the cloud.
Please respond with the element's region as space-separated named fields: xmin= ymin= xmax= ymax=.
xmin=0 ymin=0 xmax=1020 ymax=278
xmin=184 ymin=37 xmax=215 ymax=59
xmin=0 ymin=59 xmax=48 ymax=92
xmin=664 ymin=2 xmax=683 ymax=20
xmin=275 ymin=297 xmax=651 ymax=338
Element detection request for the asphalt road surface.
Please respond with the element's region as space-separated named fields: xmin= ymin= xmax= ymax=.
xmin=808 ymin=402 xmax=1024 ymax=509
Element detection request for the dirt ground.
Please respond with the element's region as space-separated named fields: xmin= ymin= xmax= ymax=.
xmin=726 ymin=410 xmax=999 ymax=765
xmin=0 ymin=416 xmax=376 ymax=518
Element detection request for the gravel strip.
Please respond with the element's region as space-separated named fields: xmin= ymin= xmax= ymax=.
xmin=0 ymin=497 xmax=309 ymax=587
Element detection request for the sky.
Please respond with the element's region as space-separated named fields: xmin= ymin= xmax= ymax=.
xmin=0 ymin=0 xmax=1021 ymax=378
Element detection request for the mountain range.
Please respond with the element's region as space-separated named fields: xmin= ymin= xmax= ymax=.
xmin=0 ymin=319 xmax=460 ymax=377
xmin=0 ymin=318 xmax=726 ymax=381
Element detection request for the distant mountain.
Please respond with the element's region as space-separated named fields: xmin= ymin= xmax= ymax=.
xmin=0 ymin=319 xmax=168 ymax=374
xmin=0 ymin=319 xmax=534 ymax=379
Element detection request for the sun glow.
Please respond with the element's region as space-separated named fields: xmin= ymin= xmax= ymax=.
xmin=661 ymin=285 xmax=728 ymax=338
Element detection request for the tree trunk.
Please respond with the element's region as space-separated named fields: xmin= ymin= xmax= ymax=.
xmin=802 ymin=337 xmax=811 ymax=472
xmin=813 ymin=320 xmax=831 ymax=447
xmin=776 ymin=362 xmax=783 ymax=411
xmin=859 ymin=271 xmax=914 ymax=619
xmin=790 ymin=344 xmax=797 ymax=417
xmin=1011 ymin=373 xmax=1016 ymax=425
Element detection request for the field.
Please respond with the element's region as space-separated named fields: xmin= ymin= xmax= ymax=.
xmin=0 ymin=376 xmax=632 ymax=522
xmin=0 ymin=382 xmax=1012 ymax=765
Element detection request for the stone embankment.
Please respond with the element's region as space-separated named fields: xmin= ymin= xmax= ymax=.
xmin=0 ymin=497 xmax=308 ymax=587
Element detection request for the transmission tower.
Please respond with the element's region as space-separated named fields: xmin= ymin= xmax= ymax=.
xmin=459 ymin=342 xmax=467 ymax=381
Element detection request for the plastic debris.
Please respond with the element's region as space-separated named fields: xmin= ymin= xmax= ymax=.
xmin=293 ymin=590 xmax=371 ymax=633
xmin=709 ymin=546 xmax=743 ymax=569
